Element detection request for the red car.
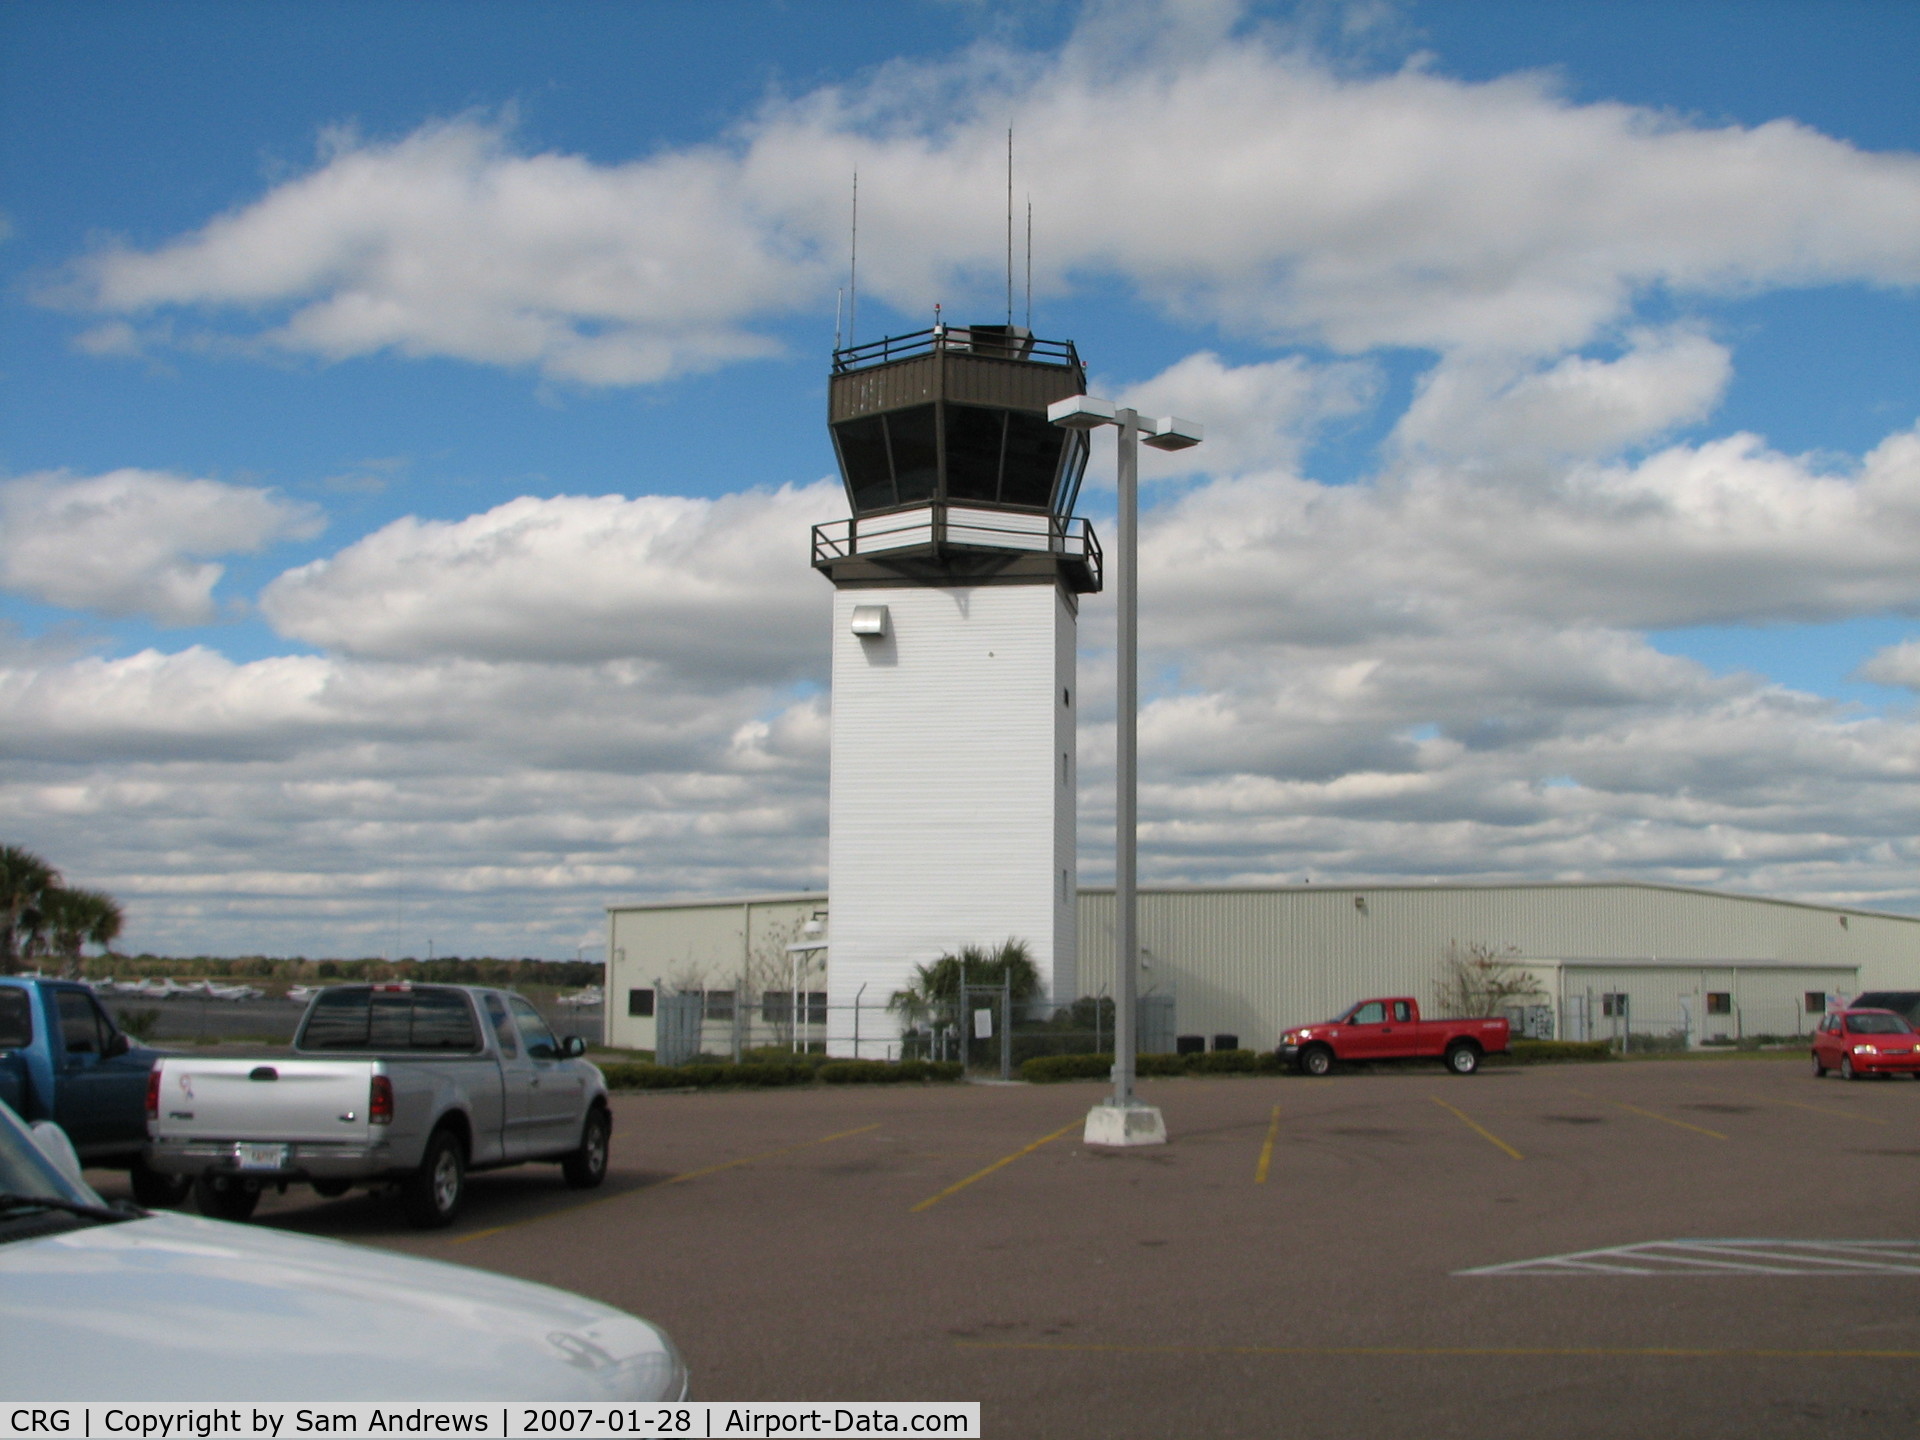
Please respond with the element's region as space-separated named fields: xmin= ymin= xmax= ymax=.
xmin=1811 ymin=1008 xmax=1920 ymax=1080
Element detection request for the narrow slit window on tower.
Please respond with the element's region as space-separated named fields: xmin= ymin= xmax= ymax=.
xmin=999 ymin=411 xmax=1065 ymax=509
xmin=944 ymin=404 xmax=1006 ymax=502
xmin=834 ymin=415 xmax=896 ymax=511
xmin=887 ymin=405 xmax=940 ymax=504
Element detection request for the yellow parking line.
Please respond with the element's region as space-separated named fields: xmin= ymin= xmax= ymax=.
xmin=453 ymin=1122 xmax=880 ymax=1244
xmin=1254 ymin=1105 xmax=1281 ymax=1184
xmin=1699 ymin=1087 xmax=1890 ymax=1126
xmin=663 ymin=1122 xmax=881 ymax=1186
xmin=1429 ymin=1096 xmax=1522 ymax=1160
xmin=955 ymin=1340 xmax=1920 ymax=1359
xmin=1565 ymin=1089 xmax=1728 ymax=1140
xmin=911 ymin=1119 xmax=1081 ymax=1213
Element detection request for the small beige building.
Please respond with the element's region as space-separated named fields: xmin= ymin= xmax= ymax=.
xmin=606 ymin=881 xmax=1920 ymax=1056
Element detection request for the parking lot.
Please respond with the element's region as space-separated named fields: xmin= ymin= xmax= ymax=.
xmin=94 ymin=1057 xmax=1920 ymax=1438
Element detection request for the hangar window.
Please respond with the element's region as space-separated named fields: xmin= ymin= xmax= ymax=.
xmin=1600 ymin=993 xmax=1628 ymax=1018
xmin=762 ymin=990 xmax=827 ymax=1025
xmin=1804 ymin=992 xmax=1827 ymax=1014
xmin=1705 ymin=992 xmax=1733 ymax=1015
xmin=627 ymin=988 xmax=655 ymax=1018
xmin=703 ymin=989 xmax=736 ymax=1022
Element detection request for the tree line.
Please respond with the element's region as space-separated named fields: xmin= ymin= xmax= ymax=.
xmin=2 ymin=843 xmax=602 ymax=986
xmin=1 ymin=844 xmax=124 ymax=977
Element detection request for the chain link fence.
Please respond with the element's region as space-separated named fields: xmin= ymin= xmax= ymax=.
xmin=647 ymin=985 xmax=1178 ymax=1073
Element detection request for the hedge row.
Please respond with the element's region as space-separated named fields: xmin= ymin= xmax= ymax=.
xmin=600 ymin=1058 xmax=963 ymax=1090
xmin=1505 ymin=1040 xmax=1615 ymax=1064
xmin=1021 ymin=1050 xmax=1283 ymax=1083
xmin=1023 ymin=1040 xmax=1617 ymax=1082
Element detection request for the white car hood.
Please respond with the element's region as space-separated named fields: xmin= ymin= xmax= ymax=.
xmin=1 ymin=1210 xmax=684 ymax=1401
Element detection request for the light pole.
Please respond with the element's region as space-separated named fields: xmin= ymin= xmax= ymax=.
xmin=1048 ymin=395 xmax=1201 ymax=1146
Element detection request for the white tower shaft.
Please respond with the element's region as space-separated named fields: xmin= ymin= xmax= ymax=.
xmin=826 ymin=581 xmax=1077 ymax=1054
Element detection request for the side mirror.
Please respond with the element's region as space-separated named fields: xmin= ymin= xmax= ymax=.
xmin=104 ymin=1031 xmax=132 ymax=1059
xmin=563 ymin=1035 xmax=587 ymax=1058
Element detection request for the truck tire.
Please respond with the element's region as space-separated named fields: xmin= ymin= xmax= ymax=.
xmin=561 ymin=1105 xmax=611 ymax=1190
xmin=1445 ymin=1042 xmax=1482 ymax=1075
xmin=1299 ymin=1045 xmax=1335 ymax=1077
xmin=194 ymin=1173 xmax=261 ymax=1222
xmin=311 ymin=1179 xmax=352 ymax=1198
xmin=130 ymin=1156 xmax=192 ymax=1208
xmin=403 ymin=1126 xmax=466 ymax=1229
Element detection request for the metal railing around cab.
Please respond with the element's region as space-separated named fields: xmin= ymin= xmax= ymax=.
xmin=831 ymin=326 xmax=1081 ymax=374
xmin=811 ymin=505 xmax=1102 ymax=584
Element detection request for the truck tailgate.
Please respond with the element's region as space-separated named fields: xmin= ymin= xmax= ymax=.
xmin=153 ymin=1057 xmax=378 ymax=1145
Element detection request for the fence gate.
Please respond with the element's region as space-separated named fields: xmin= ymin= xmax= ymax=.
xmin=655 ymin=990 xmax=704 ymax=1067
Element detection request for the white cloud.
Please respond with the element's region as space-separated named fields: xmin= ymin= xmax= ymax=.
xmin=0 ymin=469 xmax=321 ymax=624
xmin=1859 ymin=640 xmax=1920 ymax=691
xmin=260 ymin=482 xmax=842 ymax=677
xmin=48 ymin=11 xmax=1920 ymax=382
xmin=1138 ymin=424 xmax=1920 ymax=648
xmin=1391 ymin=329 xmax=1734 ymax=468
xmin=1108 ymin=350 xmax=1378 ymax=480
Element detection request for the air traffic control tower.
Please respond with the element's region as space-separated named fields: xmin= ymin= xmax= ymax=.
xmin=812 ymin=323 xmax=1101 ymax=1052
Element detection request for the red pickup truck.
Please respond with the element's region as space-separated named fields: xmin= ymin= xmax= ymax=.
xmin=1279 ymin=997 xmax=1510 ymax=1076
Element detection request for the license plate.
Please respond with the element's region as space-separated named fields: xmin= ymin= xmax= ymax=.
xmin=237 ymin=1143 xmax=288 ymax=1170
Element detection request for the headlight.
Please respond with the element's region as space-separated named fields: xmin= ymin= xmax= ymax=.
xmin=1854 ymin=1044 xmax=1878 ymax=1055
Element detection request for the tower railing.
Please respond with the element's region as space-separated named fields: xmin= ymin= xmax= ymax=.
xmin=832 ymin=325 xmax=1081 ymax=375
xmin=811 ymin=503 xmax=1102 ymax=588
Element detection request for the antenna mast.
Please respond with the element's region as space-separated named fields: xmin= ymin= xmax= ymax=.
xmin=1025 ymin=199 xmax=1033 ymax=331
xmin=1006 ymin=129 xmax=1014 ymax=327
xmin=848 ymin=170 xmax=859 ymax=350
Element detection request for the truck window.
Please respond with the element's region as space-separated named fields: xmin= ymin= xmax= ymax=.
xmin=410 ymin=989 xmax=481 ymax=1050
xmin=483 ymin=993 xmax=518 ymax=1057
xmin=1391 ymin=1001 xmax=1411 ymax=1022
xmin=507 ymin=995 xmax=559 ymax=1060
xmin=54 ymin=990 xmax=108 ymax=1055
xmin=299 ymin=986 xmax=482 ymax=1052
xmin=0 ymin=989 xmax=31 ymax=1050
xmin=1350 ymin=1002 xmax=1386 ymax=1025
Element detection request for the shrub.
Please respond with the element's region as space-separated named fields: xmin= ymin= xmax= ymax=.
xmin=599 ymin=1057 xmax=960 ymax=1090
xmin=1182 ymin=1048 xmax=1269 ymax=1075
xmin=1020 ymin=1053 xmax=1111 ymax=1083
xmin=1508 ymin=1040 xmax=1614 ymax=1064
xmin=818 ymin=1059 xmax=963 ymax=1084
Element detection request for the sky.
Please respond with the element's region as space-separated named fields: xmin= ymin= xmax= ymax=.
xmin=2 ymin=0 xmax=1918 ymax=960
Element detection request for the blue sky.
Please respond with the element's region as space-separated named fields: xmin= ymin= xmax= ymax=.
xmin=3 ymin=1 xmax=1918 ymax=955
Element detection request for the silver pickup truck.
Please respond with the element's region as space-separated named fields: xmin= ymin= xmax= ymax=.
xmin=146 ymin=982 xmax=611 ymax=1229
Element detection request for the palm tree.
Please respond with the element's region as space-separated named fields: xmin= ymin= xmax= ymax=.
xmin=31 ymin=886 xmax=125 ymax=977
xmin=887 ymin=937 xmax=1042 ymax=1038
xmin=0 ymin=844 xmax=60 ymax=976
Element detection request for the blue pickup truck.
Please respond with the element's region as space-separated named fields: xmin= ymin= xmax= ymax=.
xmin=0 ymin=975 xmax=189 ymax=1205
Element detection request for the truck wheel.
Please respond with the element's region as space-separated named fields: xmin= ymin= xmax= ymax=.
xmin=1299 ymin=1045 xmax=1334 ymax=1077
xmin=130 ymin=1156 xmax=192 ymax=1209
xmin=403 ymin=1127 xmax=466 ymax=1229
xmin=1445 ymin=1042 xmax=1481 ymax=1075
xmin=561 ymin=1106 xmax=611 ymax=1190
xmin=311 ymin=1179 xmax=352 ymax=1199
xmin=194 ymin=1173 xmax=261 ymax=1222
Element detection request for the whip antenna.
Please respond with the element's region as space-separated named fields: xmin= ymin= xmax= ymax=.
xmin=848 ymin=170 xmax=859 ymax=349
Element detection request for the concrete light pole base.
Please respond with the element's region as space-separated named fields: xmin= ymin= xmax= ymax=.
xmin=1084 ymin=1103 xmax=1167 ymax=1147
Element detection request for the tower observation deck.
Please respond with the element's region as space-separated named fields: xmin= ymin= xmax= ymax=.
xmin=812 ymin=324 xmax=1102 ymax=593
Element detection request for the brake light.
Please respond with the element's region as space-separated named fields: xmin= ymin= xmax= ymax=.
xmin=146 ymin=1067 xmax=161 ymax=1121
xmin=370 ymin=1074 xmax=394 ymax=1125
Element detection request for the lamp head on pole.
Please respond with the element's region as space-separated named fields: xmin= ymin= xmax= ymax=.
xmin=1047 ymin=395 xmax=1204 ymax=452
